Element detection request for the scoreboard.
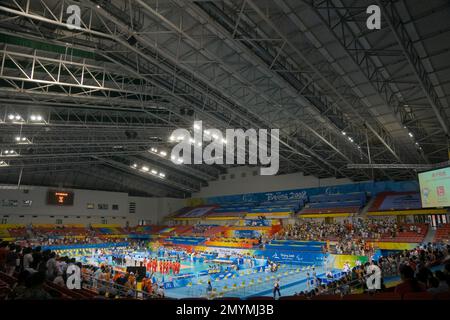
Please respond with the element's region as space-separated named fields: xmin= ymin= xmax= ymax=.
xmin=47 ymin=190 xmax=74 ymax=206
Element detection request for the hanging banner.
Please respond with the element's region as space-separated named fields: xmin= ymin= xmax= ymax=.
xmin=199 ymin=180 xmax=418 ymax=205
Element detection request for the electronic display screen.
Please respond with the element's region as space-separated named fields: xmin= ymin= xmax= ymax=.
xmin=418 ymin=167 xmax=450 ymax=208
xmin=47 ymin=190 xmax=74 ymax=206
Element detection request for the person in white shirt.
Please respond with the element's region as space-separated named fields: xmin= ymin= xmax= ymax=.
xmin=93 ymin=267 xmax=102 ymax=289
xmin=343 ymin=262 xmax=350 ymax=273
xmin=53 ymin=271 xmax=65 ymax=287
xmin=157 ymin=285 xmax=165 ymax=298
xmin=23 ymin=248 xmax=34 ymax=270
xmin=46 ymin=252 xmax=58 ymax=280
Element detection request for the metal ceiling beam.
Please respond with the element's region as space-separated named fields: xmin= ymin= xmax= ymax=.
xmin=377 ymin=0 xmax=450 ymax=136
xmin=135 ymin=0 xmax=364 ymax=178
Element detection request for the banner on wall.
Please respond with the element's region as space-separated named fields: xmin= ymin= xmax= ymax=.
xmin=41 ymin=242 xmax=129 ymax=251
xmin=254 ymin=249 xmax=327 ymax=265
xmin=199 ymin=180 xmax=419 ymax=205
xmin=234 ymin=229 xmax=261 ymax=238
xmin=244 ymin=219 xmax=271 ymax=227
xmin=331 ymin=254 xmax=369 ymax=269
xmin=379 ymin=193 xmax=421 ymax=210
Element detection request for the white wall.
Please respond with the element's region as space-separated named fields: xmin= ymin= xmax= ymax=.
xmin=0 ymin=185 xmax=185 ymax=226
xmin=128 ymin=196 xmax=185 ymax=225
xmin=193 ymin=166 xmax=353 ymax=198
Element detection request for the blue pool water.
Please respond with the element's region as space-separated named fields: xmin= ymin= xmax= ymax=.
xmin=165 ymin=264 xmax=341 ymax=299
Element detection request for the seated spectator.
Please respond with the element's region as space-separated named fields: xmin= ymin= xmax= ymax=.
xmin=433 ymin=271 xmax=449 ymax=293
xmin=53 ymin=271 xmax=65 ymax=287
xmin=427 ymin=276 xmax=441 ymax=294
xmin=22 ymin=247 xmax=34 ymax=272
xmin=15 ymin=271 xmax=52 ymax=300
xmin=9 ymin=270 xmax=31 ymax=299
xmin=5 ymin=243 xmax=18 ymax=276
xmin=394 ymin=265 xmax=425 ymax=296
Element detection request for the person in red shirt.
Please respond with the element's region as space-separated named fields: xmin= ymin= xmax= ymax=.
xmin=176 ymin=261 xmax=181 ymax=275
xmin=159 ymin=260 xmax=163 ymax=274
xmin=394 ymin=265 xmax=426 ymax=296
xmin=151 ymin=258 xmax=155 ymax=273
xmin=170 ymin=261 xmax=174 ymax=274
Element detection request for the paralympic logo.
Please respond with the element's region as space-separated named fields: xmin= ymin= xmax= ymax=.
xmin=169 ymin=121 xmax=280 ymax=175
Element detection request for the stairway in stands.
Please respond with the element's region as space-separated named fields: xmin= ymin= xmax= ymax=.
xmin=356 ymin=196 xmax=376 ymax=217
xmin=423 ymin=227 xmax=436 ymax=244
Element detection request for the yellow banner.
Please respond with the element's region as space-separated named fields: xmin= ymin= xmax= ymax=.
xmin=368 ymin=209 xmax=446 ymax=216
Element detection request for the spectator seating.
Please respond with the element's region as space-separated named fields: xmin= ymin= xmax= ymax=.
xmin=90 ymin=224 xmax=126 ymax=235
xmin=0 ymin=272 xmax=102 ymax=300
xmin=299 ymin=206 xmax=360 ymax=215
xmin=177 ymin=200 xmax=304 ymax=220
xmin=32 ymin=224 xmax=90 ymax=237
xmin=0 ymin=272 xmax=16 ymax=287
xmin=369 ymin=292 xmax=402 ymax=300
xmin=279 ymin=295 xmax=307 ymax=300
xmin=164 ymin=236 xmax=206 ymax=245
xmin=402 ymin=292 xmax=434 ymax=300
xmin=311 ymin=294 xmax=341 ymax=300
xmin=435 ymin=292 xmax=450 ymax=300
xmin=185 ymin=225 xmax=226 ymax=237
xmin=434 ymin=224 xmax=450 ymax=242
xmin=0 ymin=224 xmax=28 ymax=239
xmin=166 ymin=206 xmax=194 ymax=219
xmin=298 ymin=192 xmax=366 ymax=216
xmin=289 ymin=292 xmax=448 ymax=300
xmin=368 ymin=192 xmax=421 ymax=212
xmin=173 ymin=206 xmax=218 ymax=219
xmin=377 ymin=223 xmax=429 ymax=243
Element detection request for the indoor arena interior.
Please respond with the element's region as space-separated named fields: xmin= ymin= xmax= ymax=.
xmin=0 ymin=0 xmax=449 ymax=307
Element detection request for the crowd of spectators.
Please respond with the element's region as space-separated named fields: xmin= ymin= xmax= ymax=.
xmin=0 ymin=239 xmax=166 ymax=300
xmin=275 ymin=219 xmax=428 ymax=255
xmin=278 ymin=219 xmax=399 ymax=241
xmin=293 ymin=243 xmax=450 ymax=299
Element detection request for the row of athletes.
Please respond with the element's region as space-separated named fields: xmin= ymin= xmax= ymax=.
xmin=143 ymin=257 xmax=181 ymax=275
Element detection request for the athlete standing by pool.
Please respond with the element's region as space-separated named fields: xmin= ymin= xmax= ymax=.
xmin=273 ymin=278 xmax=281 ymax=299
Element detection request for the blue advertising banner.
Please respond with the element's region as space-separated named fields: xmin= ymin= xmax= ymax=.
xmin=255 ymin=249 xmax=328 ymax=265
xmin=41 ymin=242 xmax=129 ymax=251
xmin=244 ymin=219 xmax=270 ymax=227
xmin=204 ymin=180 xmax=419 ymax=205
xmin=266 ymin=240 xmax=326 ymax=252
xmin=379 ymin=193 xmax=421 ymax=210
xmin=234 ymin=229 xmax=260 ymax=238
